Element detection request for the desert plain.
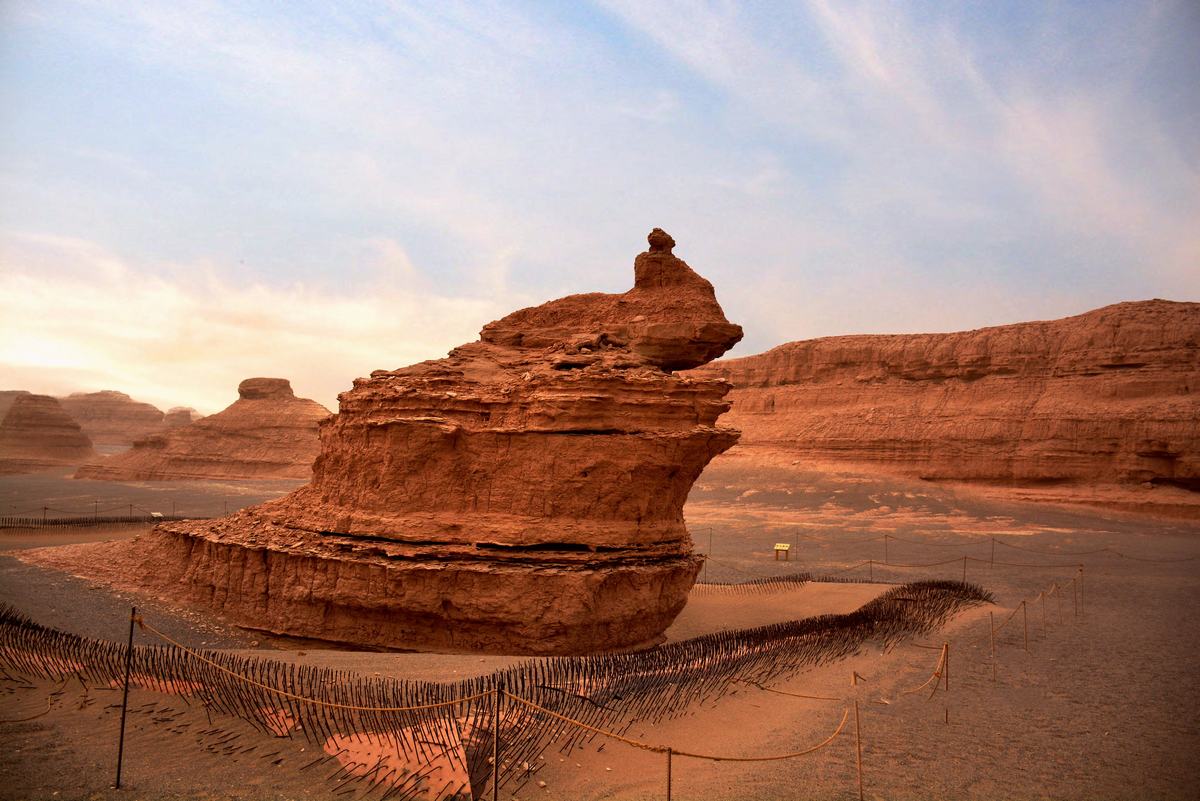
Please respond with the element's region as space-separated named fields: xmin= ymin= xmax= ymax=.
xmin=1 ymin=449 xmax=1197 ymax=800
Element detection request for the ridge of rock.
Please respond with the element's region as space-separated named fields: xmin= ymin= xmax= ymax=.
xmin=0 ymin=391 xmax=96 ymax=474
xmin=132 ymin=230 xmax=742 ymax=654
xmin=74 ymin=378 xmax=329 ymax=481
xmin=58 ymin=390 xmax=166 ymax=448
xmin=692 ymin=299 xmax=1199 ymax=490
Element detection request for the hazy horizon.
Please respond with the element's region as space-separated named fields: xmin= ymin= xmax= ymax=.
xmin=2 ymin=1 xmax=1197 ymax=414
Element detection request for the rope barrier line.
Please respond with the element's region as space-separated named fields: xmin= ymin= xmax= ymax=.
xmin=899 ymin=645 xmax=945 ymax=697
xmin=990 ymin=601 xmax=1024 ymax=637
xmin=136 ymin=618 xmax=491 ymax=713
xmin=822 ymin=561 xmax=873 ymax=576
xmin=1107 ymin=551 xmax=1199 ymax=563
xmin=739 ymin=681 xmax=842 ymax=702
xmin=783 ymin=527 xmax=1195 ymax=564
xmin=967 ymin=557 xmax=1084 ymax=569
xmin=884 ymin=534 xmax=977 ymax=548
xmin=788 ymin=532 xmax=886 ymax=545
xmin=0 ymin=696 xmax=53 ymax=723
xmin=507 ymin=692 xmax=850 ymax=762
xmin=875 ymin=557 xmax=965 ymax=569
xmin=992 ymin=539 xmax=1110 ymax=557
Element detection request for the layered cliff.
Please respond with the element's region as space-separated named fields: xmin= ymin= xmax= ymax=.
xmin=74 ymin=378 xmax=329 ymax=481
xmin=0 ymin=391 xmax=96 ymax=474
xmin=694 ymin=300 xmax=1198 ymax=490
xmin=58 ymin=390 xmax=165 ymax=450
xmin=132 ymin=229 xmax=742 ymax=654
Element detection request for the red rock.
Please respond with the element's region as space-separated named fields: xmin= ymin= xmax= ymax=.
xmin=58 ymin=390 xmax=165 ymax=450
xmin=693 ymin=300 xmax=1199 ymax=490
xmin=74 ymin=378 xmax=329 ymax=481
xmin=164 ymin=407 xmax=202 ymax=428
xmin=0 ymin=391 xmax=95 ymax=474
xmin=133 ymin=230 xmax=742 ymax=654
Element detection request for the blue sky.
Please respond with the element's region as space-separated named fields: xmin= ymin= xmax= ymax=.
xmin=1 ymin=1 xmax=1197 ymax=412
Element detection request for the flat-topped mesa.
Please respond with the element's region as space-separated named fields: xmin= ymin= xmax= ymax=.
xmin=0 ymin=391 xmax=95 ymax=474
xmin=137 ymin=230 xmax=742 ymax=654
xmin=58 ymin=390 xmax=165 ymax=450
xmin=694 ymin=299 xmax=1199 ymax=493
xmin=237 ymin=377 xmax=295 ymax=400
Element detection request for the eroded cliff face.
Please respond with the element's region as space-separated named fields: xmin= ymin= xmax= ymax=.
xmin=693 ymin=300 xmax=1198 ymax=489
xmin=58 ymin=391 xmax=165 ymax=450
xmin=0 ymin=391 xmax=95 ymax=474
xmin=74 ymin=378 xmax=329 ymax=481
xmin=136 ymin=229 xmax=742 ymax=654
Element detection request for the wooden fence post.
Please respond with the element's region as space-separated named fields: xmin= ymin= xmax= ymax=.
xmin=666 ymin=747 xmax=673 ymax=801
xmin=1022 ymin=601 xmax=1029 ymax=652
xmin=115 ymin=606 xmax=136 ymax=789
xmin=852 ymin=671 xmax=864 ymax=801
xmin=989 ymin=611 xmax=996 ymax=683
xmin=492 ymin=679 xmax=502 ymax=801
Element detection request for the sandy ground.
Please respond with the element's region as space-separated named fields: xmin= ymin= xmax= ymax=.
xmin=0 ymin=466 xmax=303 ymax=519
xmin=1 ymin=458 xmax=1198 ymax=800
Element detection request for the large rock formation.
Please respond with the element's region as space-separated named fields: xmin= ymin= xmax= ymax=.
xmin=131 ymin=229 xmax=742 ymax=654
xmin=164 ymin=406 xmax=203 ymax=428
xmin=694 ymin=300 xmax=1198 ymax=489
xmin=75 ymin=379 xmax=329 ymax=481
xmin=0 ymin=391 xmax=96 ymax=474
xmin=58 ymin=390 xmax=166 ymax=451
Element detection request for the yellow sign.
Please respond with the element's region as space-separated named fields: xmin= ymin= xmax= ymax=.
xmin=774 ymin=543 xmax=790 ymax=551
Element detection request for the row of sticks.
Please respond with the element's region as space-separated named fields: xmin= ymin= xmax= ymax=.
xmin=0 ymin=579 xmax=989 ymax=800
xmin=452 ymin=561 xmax=1084 ymax=801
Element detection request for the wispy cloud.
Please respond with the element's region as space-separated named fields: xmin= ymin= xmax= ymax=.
xmin=1 ymin=0 xmax=1196 ymax=410
xmin=0 ymin=232 xmax=517 ymax=413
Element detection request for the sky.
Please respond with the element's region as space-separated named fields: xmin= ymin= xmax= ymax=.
xmin=1 ymin=1 xmax=1197 ymax=414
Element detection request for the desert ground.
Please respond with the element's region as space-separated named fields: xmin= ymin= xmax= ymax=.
xmin=1 ymin=456 xmax=1197 ymax=800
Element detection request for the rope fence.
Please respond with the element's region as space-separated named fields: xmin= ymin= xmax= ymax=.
xmin=0 ymin=514 xmax=204 ymax=530
xmin=0 ymin=579 xmax=991 ymax=801
xmin=0 ymin=514 xmax=1155 ymax=799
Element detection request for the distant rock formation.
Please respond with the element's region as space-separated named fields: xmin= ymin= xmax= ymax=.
xmin=164 ymin=407 xmax=202 ymax=428
xmin=0 ymin=391 xmax=95 ymax=474
xmin=132 ymin=229 xmax=742 ymax=654
xmin=694 ymin=300 xmax=1199 ymax=491
xmin=74 ymin=378 xmax=329 ymax=481
xmin=58 ymin=390 xmax=165 ymax=450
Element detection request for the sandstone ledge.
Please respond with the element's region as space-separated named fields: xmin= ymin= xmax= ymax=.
xmin=134 ymin=517 xmax=701 ymax=654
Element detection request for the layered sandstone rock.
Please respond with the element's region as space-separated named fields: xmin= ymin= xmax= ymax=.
xmin=132 ymin=229 xmax=742 ymax=654
xmin=0 ymin=391 xmax=95 ymax=474
xmin=75 ymin=378 xmax=329 ymax=481
xmin=694 ymin=300 xmax=1198 ymax=490
xmin=164 ymin=407 xmax=202 ymax=428
xmin=58 ymin=390 xmax=165 ymax=450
